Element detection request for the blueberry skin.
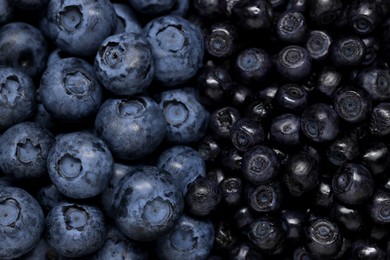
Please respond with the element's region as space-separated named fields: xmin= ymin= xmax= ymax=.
xmin=235 ymin=48 xmax=273 ymax=84
xmin=93 ymin=225 xmax=149 ymax=260
xmin=275 ymin=83 xmax=308 ymax=113
xmin=315 ymin=66 xmax=342 ymax=98
xmin=230 ymin=118 xmax=265 ymax=152
xmin=11 ymin=0 xmax=49 ymax=10
xmin=95 ymin=33 xmax=155 ymax=96
xmin=241 ymin=145 xmax=280 ymax=185
xmin=101 ymin=163 xmax=135 ymax=217
xmin=94 ymin=96 xmax=166 ymax=161
xmin=155 ymin=214 xmax=214 ymax=260
xmin=36 ymin=184 xmax=64 ymax=213
xmin=231 ymin=0 xmax=274 ymax=31
xmin=333 ymin=86 xmax=372 ymax=124
xmin=47 ymin=132 xmax=114 ymax=199
xmin=112 ymin=166 xmax=184 ymax=241
xmin=206 ymin=22 xmax=237 ymax=58
xmin=347 ymin=240 xmax=386 ymax=260
xmin=220 ymin=177 xmax=242 ymax=207
xmin=156 ymin=88 xmax=209 ymax=144
xmin=157 ymin=145 xmax=206 ymax=195
xmin=327 ymin=135 xmax=359 ymax=166
xmin=0 ymin=22 xmax=48 ymax=78
xmin=361 ymin=142 xmax=390 ymax=175
xmin=270 ymin=113 xmax=301 ymax=146
xmin=369 ymin=102 xmax=390 ymax=136
xmin=246 ymin=181 xmax=282 ymax=213
xmin=0 ymin=187 xmax=44 ymax=259
xmin=144 ymin=15 xmax=204 ymax=86
xmin=368 ymin=189 xmax=390 ymax=225
xmin=128 ymin=0 xmax=176 ymax=14
xmin=209 ymin=106 xmax=241 ymax=140
xmin=330 ymin=203 xmax=364 ymax=234
xmin=276 ymin=45 xmax=312 ymax=82
xmin=40 ymin=58 xmax=103 ymax=122
xmin=45 ymin=202 xmax=106 ymax=257
xmin=45 ymin=0 xmax=117 ymax=56
xmin=0 ymin=67 xmax=37 ymax=132
xmin=301 ymin=103 xmax=340 ymax=143
xmin=358 ymin=68 xmax=390 ymax=101
xmin=0 ymin=122 xmax=55 ymax=179
xmin=347 ymin=0 xmax=383 ymax=36
xmin=46 ymin=48 xmax=71 ymax=67
xmin=113 ymin=3 xmax=142 ymax=34
xmin=332 ymin=163 xmax=374 ymax=206
xmin=0 ymin=0 xmax=13 ymax=25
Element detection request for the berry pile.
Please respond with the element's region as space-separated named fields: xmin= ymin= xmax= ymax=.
xmin=0 ymin=0 xmax=390 ymax=259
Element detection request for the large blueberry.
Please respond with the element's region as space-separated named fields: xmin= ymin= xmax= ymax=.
xmin=113 ymin=3 xmax=142 ymax=34
xmin=47 ymin=132 xmax=114 ymax=199
xmin=94 ymin=96 xmax=166 ymax=160
xmin=156 ymin=87 xmax=209 ymax=144
xmin=45 ymin=0 xmax=117 ymax=56
xmin=93 ymin=224 xmax=149 ymax=259
xmin=144 ymin=15 xmax=204 ymax=86
xmin=40 ymin=58 xmax=103 ymax=122
xmin=112 ymin=166 xmax=184 ymax=241
xmin=0 ymin=187 xmax=44 ymax=259
xmin=128 ymin=0 xmax=176 ymax=15
xmin=0 ymin=122 xmax=55 ymax=179
xmin=95 ymin=32 xmax=155 ymax=96
xmin=155 ymin=214 xmax=215 ymax=260
xmin=0 ymin=22 xmax=48 ymax=78
xmin=45 ymin=202 xmax=106 ymax=257
xmin=157 ymin=145 xmax=206 ymax=194
xmin=0 ymin=67 xmax=37 ymax=132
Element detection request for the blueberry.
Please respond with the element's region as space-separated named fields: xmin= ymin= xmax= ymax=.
xmin=269 ymin=113 xmax=301 ymax=146
xmin=305 ymin=218 xmax=343 ymax=258
xmin=21 ymin=238 xmax=60 ymax=260
xmin=331 ymin=36 xmax=366 ymax=67
xmin=220 ymin=177 xmax=242 ymax=207
xmin=46 ymin=48 xmax=72 ymax=67
xmin=306 ymin=30 xmax=332 ymax=61
xmin=144 ymin=15 xmax=204 ymax=86
xmin=235 ymin=48 xmax=273 ymax=84
xmin=230 ymin=118 xmax=265 ymax=152
xmin=369 ymin=102 xmax=390 ymax=136
xmin=315 ymin=66 xmax=342 ymax=98
xmin=209 ymin=106 xmax=241 ymax=140
xmin=246 ymin=181 xmax=283 ymax=213
xmin=332 ymin=163 xmax=374 ymax=206
xmin=185 ymin=176 xmax=222 ymax=216
xmin=214 ymin=221 xmax=239 ymax=251
xmin=0 ymin=67 xmax=37 ymax=132
xmin=45 ymin=202 xmax=106 ymax=257
xmin=282 ymin=209 xmax=307 ymax=242
xmin=358 ymin=68 xmax=390 ymax=101
xmin=100 ymin=163 xmax=136 ymax=217
xmin=347 ymin=240 xmax=387 ymax=260
xmin=157 ymin=145 xmax=206 ymax=195
xmin=95 ymin=32 xmax=154 ymax=96
xmin=11 ymin=0 xmax=48 ymax=10
xmin=0 ymin=0 xmax=13 ymax=25
xmin=241 ymin=145 xmax=280 ymax=185
xmin=155 ymin=214 xmax=214 ymax=260
xmin=113 ymin=3 xmax=142 ymax=34
xmin=36 ymin=184 xmax=64 ymax=213
xmin=368 ymin=188 xmax=390 ymax=225
xmin=156 ymin=87 xmax=210 ymax=144
xmin=128 ymin=0 xmax=176 ymax=15
xmin=330 ymin=203 xmax=364 ymax=234
xmin=194 ymin=0 xmax=226 ymax=18
xmin=93 ymin=224 xmax=149 ymax=260
xmin=361 ymin=142 xmax=390 ymax=176
xmin=197 ymin=135 xmax=222 ymax=162
xmin=276 ymin=45 xmax=312 ymax=82
xmin=206 ymin=22 xmax=237 ymax=58
xmin=228 ymin=242 xmax=263 ymax=260
xmin=112 ymin=166 xmax=184 ymax=241
xmin=327 ymin=134 xmax=359 ymax=166
xmin=0 ymin=22 xmax=48 ymax=78
xmin=94 ymin=96 xmax=166 ymax=160
xmin=309 ymin=0 xmax=343 ymax=25
xmin=276 ymin=10 xmax=308 ymax=43
xmin=170 ymin=0 xmax=190 ymax=17
xmin=301 ymin=103 xmax=340 ymax=143
xmin=47 ymin=132 xmax=113 ymax=199
xmin=333 ymin=86 xmax=372 ymax=124
xmin=45 ymin=0 xmax=117 ymax=56
xmin=40 ymin=57 xmax=103 ymax=122
xmin=347 ymin=0 xmax=383 ymax=36
xmin=0 ymin=187 xmax=44 ymax=259
xmin=275 ymin=83 xmax=308 ymax=113
xmin=0 ymin=122 xmax=55 ymax=179
xmin=231 ymin=0 xmax=274 ymax=31
xmin=246 ymin=216 xmax=286 ymax=253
